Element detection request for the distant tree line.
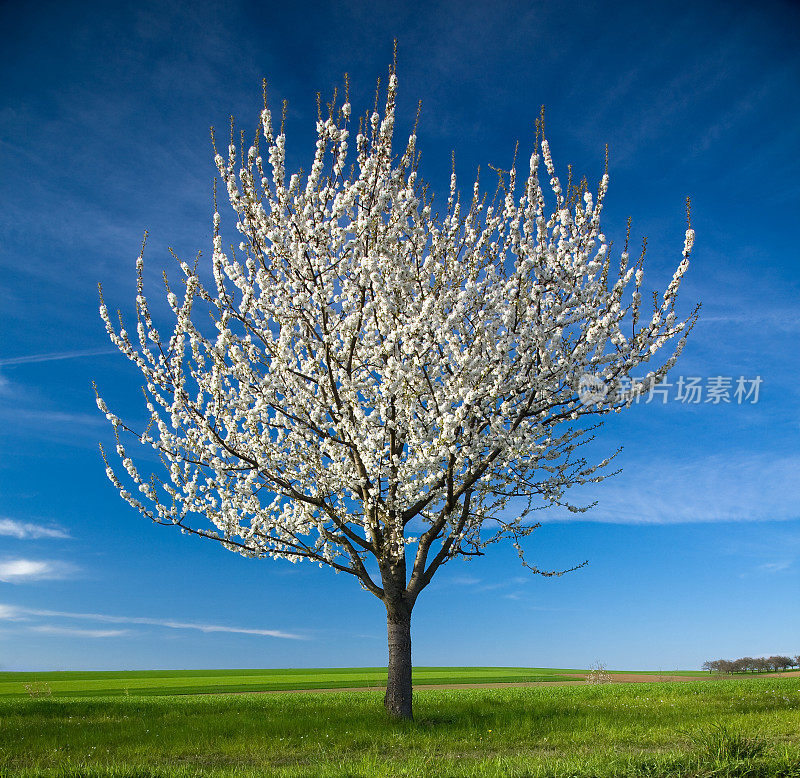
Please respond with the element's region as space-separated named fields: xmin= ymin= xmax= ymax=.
xmin=701 ymin=655 xmax=799 ymax=674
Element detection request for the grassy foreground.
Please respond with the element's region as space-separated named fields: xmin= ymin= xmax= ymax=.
xmin=0 ymin=678 xmax=798 ymax=777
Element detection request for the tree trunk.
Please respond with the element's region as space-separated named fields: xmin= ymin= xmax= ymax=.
xmin=384 ymin=608 xmax=413 ymax=719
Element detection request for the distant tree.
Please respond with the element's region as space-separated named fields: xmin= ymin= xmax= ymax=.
xmin=96 ymin=65 xmax=697 ymax=720
xmin=754 ymin=657 xmax=771 ymax=673
xmin=586 ymin=662 xmax=613 ymax=684
xmin=702 ymin=659 xmax=734 ymax=674
xmin=732 ymin=658 xmax=749 ymax=674
xmin=769 ymin=655 xmax=792 ymax=672
xmin=794 ymin=656 xmax=800 ymax=670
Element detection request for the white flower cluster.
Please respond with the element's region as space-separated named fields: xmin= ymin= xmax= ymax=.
xmin=97 ymin=71 xmax=697 ymax=599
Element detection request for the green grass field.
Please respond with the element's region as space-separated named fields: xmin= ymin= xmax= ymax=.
xmin=0 ymin=667 xmax=711 ymax=699
xmin=0 ymin=667 xmax=575 ymax=698
xmin=0 ymin=676 xmax=798 ymax=777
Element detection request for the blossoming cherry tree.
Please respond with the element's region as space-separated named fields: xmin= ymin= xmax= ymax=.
xmin=97 ymin=67 xmax=697 ymax=719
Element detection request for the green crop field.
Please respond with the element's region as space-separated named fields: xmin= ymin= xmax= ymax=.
xmin=0 ymin=667 xmax=713 ymax=699
xmin=0 ymin=667 xmax=586 ymax=699
xmin=0 ymin=676 xmax=798 ymax=777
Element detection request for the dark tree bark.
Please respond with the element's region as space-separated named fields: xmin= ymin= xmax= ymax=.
xmin=381 ymin=550 xmax=414 ymax=720
xmin=384 ymin=608 xmax=413 ymax=719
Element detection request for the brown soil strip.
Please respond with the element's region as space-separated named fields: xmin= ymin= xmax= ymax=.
xmin=239 ymin=681 xmax=589 ymax=695
xmin=197 ymin=669 xmax=800 ymax=696
xmin=557 ymin=672 xmax=694 ymax=683
xmin=219 ymin=675 xmax=698 ymax=695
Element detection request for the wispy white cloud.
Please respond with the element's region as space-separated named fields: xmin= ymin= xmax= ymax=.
xmin=29 ymin=625 xmax=128 ymax=638
xmin=476 ymin=581 xmax=512 ymax=592
xmin=0 ymin=560 xmax=77 ymax=583
xmin=0 ymin=519 xmax=70 ymax=540
xmin=0 ymin=409 xmax=105 ymax=428
xmin=435 ymin=575 xmax=537 ymax=594
xmin=0 ymin=348 xmax=118 ymax=367
xmin=0 ymin=406 xmax=109 ymax=450
xmin=757 ymin=560 xmax=792 ymax=574
xmin=700 ymin=309 xmax=800 ymax=333
xmin=438 ymin=574 xmax=482 ymax=586
xmin=540 ymin=453 xmax=800 ymax=525
xmin=501 ymin=593 xmax=579 ymax=611
xmin=0 ymin=604 xmax=303 ymax=640
xmin=690 ymin=78 xmax=775 ymax=157
xmin=0 ymin=603 xmax=28 ymax=620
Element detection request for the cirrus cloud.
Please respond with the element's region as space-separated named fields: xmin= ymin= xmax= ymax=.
xmin=0 ymin=519 xmax=70 ymax=540
xmin=0 ymin=559 xmax=77 ymax=583
xmin=0 ymin=603 xmax=304 ymax=639
xmin=29 ymin=625 xmax=128 ymax=638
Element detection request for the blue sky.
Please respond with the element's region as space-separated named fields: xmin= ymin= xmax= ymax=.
xmin=1 ymin=0 xmax=798 ymax=672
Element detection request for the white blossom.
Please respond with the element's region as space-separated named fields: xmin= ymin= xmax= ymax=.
xmin=97 ymin=71 xmax=697 ymax=602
